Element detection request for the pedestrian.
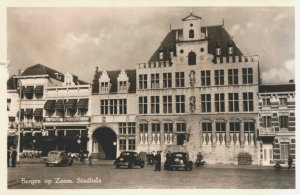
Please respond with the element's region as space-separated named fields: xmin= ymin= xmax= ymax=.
xmin=88 ymin=154 xmax=93 ymax=166
xmin=288 ymin=155 xmax=293 ymax=170
xmin=7 ymin=148 xmax=11 ymax=167
xmin=154 ymin=151 xmax=161 ymax=171
xmin=11 ymin=148 xmax=17 ymax=167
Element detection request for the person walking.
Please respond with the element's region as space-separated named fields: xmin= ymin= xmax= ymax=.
xmin=288 ymin=155 xmax=293 ymax=170
xmin=7 ymin=149 xmax=11 ymax=167
xmin=11 ymin=148 xmax=17 ymax=167
xmin=88 ymin=154 xmax=93 ymax=166
xmin=154 ymin=151 xmax=161 ymax=171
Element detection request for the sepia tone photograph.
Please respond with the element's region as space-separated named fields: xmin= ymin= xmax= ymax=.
xmin=2 ymin=3 xmax=296 ymax=191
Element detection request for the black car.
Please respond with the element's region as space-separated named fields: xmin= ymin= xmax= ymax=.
xmin=114 ymin=151 xmax=145 ymax=169
xmin=164 ymin=152 xmax=193 ymax=171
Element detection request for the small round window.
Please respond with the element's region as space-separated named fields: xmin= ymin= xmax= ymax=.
xmin=180 ymin=49 xmax=184 ymax=54
xmin=200 ymin=48 xmax=205 ymax=52
xmin=190 ymin=23 xmax=193 ymax=27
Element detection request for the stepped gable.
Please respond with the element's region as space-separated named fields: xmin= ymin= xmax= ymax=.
xmin=149 ymin=25 xmax=243 ymax=63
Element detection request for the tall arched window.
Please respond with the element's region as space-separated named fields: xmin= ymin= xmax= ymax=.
xmin=189 ymin=29 xmax=194 ymax=38
xmin=188 ymin=52 xmax=196 ymax=65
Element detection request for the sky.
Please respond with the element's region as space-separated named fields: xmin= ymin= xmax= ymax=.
xmin=7 ymin=7 xmax=295 ymax=84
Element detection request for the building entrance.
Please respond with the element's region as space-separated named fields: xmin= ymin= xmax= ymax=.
xmin=177 ymin=134 xmax=186 ymax=145
xmin=92 ymin=127 xmax=117 ymax=160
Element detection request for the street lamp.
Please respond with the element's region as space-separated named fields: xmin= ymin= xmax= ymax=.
xmin=17 ymin=80 xmax=22 ymax=163
xmin=32 ymin=139 xmax=36 ymax=157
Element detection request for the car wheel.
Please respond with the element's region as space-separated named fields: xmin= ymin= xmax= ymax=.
xmin=45 ymin=163 xmax=49 ymax=167
xmin=128 ymin=164 xmax=133 ymax=169
xmin=140 ymin=164 xmax=144 ymax=168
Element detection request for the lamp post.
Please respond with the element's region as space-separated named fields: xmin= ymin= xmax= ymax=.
xmin=17 ymin=80 xmax=22 ymax=163
xmin=32 ymin=139 xmax=36 ymax=158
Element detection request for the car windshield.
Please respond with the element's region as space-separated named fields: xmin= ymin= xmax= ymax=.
xmin=49 ymin=151 xmax=59 ymax=155
xmin=120 ymin=152 xmax=134 ymax=156
xmin=172 ymin=153 xmax=187 ymax=158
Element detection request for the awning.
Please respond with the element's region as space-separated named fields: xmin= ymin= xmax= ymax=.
xmin=34 ymin=85 xmax=44 ymax=94
xmin=54 ymin=99 xmax=66 ymax=110
xmin=24 ymin=109 xmax=33 ymax=115
xmin=77 ymin=99 xmax=89 ymax=109
xmin=66 ymin=99 xmax=77 ymax=110
xmin=44 ymin=100 xmax=56 ymax=110
xmin=23 ymin=86 xmax=34 ymax=94
xmin=33 ymin=108 xmax=43 ymax=117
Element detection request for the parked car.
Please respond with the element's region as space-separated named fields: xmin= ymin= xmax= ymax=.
xmin=114 ymin=151 xmax=145 ymax=169
xmin=44 ymin=151 xmax=73 ymax=167
xmin=164 ymin=152 xmax=193 ymax=171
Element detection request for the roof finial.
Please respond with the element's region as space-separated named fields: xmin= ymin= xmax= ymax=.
xmin=170 ymin=23 xmax=172 ymax=31
xmin=190 ymin=9 xmax=193 ymax=15
xmin=222 ymin=18 xmax=225 ymax=26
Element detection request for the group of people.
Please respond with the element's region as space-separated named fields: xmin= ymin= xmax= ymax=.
xmin=146 ymin=151 xmax=162 ymax=171
xmin=7 ymin=148 xmax=17 ymax=167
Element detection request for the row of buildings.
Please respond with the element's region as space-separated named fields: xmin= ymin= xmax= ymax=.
xmin=7 ymin=13 xmax=295 ymax=165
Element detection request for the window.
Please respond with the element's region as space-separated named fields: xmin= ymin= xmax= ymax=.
xmin=229 ymin=122 xmax=240 ymax=132
xmin=175 ymin=72 xmax=185 ymax=87
xmin=279 ymin=116 xmax=288 ymax=128
xmin=279 ymin=98 xmax=287 ymax=105
xmin=201 ymin=70 xmax=211 ymax=86
xmin=7 ymin=99 xmax=11 ymax=111
xmin=128 ymin=123 xmax=136 ymax=134
xmin=128 ymin=139 xmax=136 ymax=150
xmin=119 ymin=123 xmax=127 ymax=134
xmin=119 ymin=99 xmax=127 ymax=114
xmin=152 ymin=123 xmax=160 ymax=133
xmin=139 ymin=123 xmax=148 ymax=133
xmin=100 ymin=82 xmax=109 ymax=92
xmin=164 ymin=123 xmax=173 ymax=133
xmin=262 ymin=116 xmax=272 ymax=128
xmin=163 ymin=96 xmax=172 ymax=114
xmin=119 ymin=81 xmax=127 ymax=92
xmin=228 ymin=69 xmax=238 ymax=85
xmin=100 ymin=100 xmax=109 ymax=115
xmin=216 ymin=122 xmax=226 ymax=132
xmin=151 ymin=96 xmax=160 ymax=114
xmin=151 ymin=73 xmax=159 ymax=89
xmin=216 ymin=48 xmax=221 ymax=56
xmin=244 ymin=122 xmax=255 ymax=132
xmin=243 ymin=92 xmax=254 ymax=111
xmin=139 ymin=97 xmax=147 ymax=114
xmin=163 ymin=73 xmax=172 ymax=88
xmin=188 ymin=52 xmax=196 ymax=65
xmin=189 ymin=29 xmax=194 ymax=38
xmin=242 ymin=68 xmax=253 ymax=84
xmin=202 ymin=122 xmax=212 ymax=132
xmin=228 ymin=93 xmax=239 ymax=112
xmin=176 ymin=123 xmax=186 ymax=132
xmin=215 ymin=93 xmax=225 ymax=112
xmin=110 ymin=99 xmax=117 ymax=114
xmin=280 ymin=143 xmax=289 ymax=160
xmin=262 ymin=97 xmax=271 ymax=106
xmin=201 ymin=94 xmax=211 ymax=112
xmin=119 ymin=139 xmax=126 ymax=150
xmin=139 ymin=74 xmax=147 ymax=89
xmin=176 ymin=95 xmax=185 ymax=113
xmin=214 ymin=70 xmax=224 ymax=85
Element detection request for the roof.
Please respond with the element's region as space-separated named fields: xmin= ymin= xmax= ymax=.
xmin=182 ymin=13 xmax=202 ymax=21
xmin=20 ymin=64 xmax=88 ymax=85
xmin=7 ymin=76 xmax=18 ymax=90
xmin=92 ymin=69 xmax=136 ymax=94
xmin=149 ymin=25 xmax=243 ymax=63
xmin=259 ymin=84 xmax=295 ymax=93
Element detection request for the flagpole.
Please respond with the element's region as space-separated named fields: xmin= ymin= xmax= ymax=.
xmin=17 ymin=80 xmax=22 ymax=163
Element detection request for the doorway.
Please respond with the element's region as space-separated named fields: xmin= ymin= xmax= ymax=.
xmin=92 ymin=127 xmax=117 ymax=159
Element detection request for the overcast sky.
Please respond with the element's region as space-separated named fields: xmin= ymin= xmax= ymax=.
xmin=7 ymin=7 xmax=294 ymax=84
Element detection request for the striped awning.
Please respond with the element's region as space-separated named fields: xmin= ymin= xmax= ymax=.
xmin=24 ymin=109 xmax=33 ymax=115
xmin=54 ymin=99 xmax=66 ymax=110
xmin=33 ymin=108 xmax=43 ymax=117
xmin=34 ymin=85 xmax=44 ymax=94
xmin=66 ymin=99 xmax=77 ymax=110
xmin=77 ymin=99 xmax=89 ymax=109
xmin=23 ymin=86 xmax=34 ymax=94
xmin=44 ymin=100 xmax=56 ymax=110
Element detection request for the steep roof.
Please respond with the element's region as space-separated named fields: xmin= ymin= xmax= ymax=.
xmin=92 ymin=69 xmax=136 ymax=94
xmin=149 ymin=25 xmax=243 ymax=63
xmin=20 ymin=64 xmax=89 ymax=85
xmin=259 ymin=84 xmax=295 ymax=93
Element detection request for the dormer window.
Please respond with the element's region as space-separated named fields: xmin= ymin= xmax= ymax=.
xmin=119 ymin=81 xmax=127 ymax=92
xmin=189 ymin=29 xmax=194 ymax=38
xmin=100 ymin=82 xmax=109 ymax=92
xmin=159 ymin=52 xmax=164 ymax=60
xmin=228 ymin=47 xmax=233 ymax=55
xmin=188 ymin=51 xmax=196 ymax=65
xmin=63 ymin=73 xmax=75 ymax=86
xmin=54 ymin=73 xmax=62 ymax=80
xmin=117 ymin=69 xmax=130 ymax=93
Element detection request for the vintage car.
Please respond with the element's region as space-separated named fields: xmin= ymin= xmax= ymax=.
xmin=114 ymin=151 xmax=145 ymax=169
xmin=44 ymin=151 xmax=73 ymax=167
xmin=164 ymin=152 xmax=193 ymax=171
